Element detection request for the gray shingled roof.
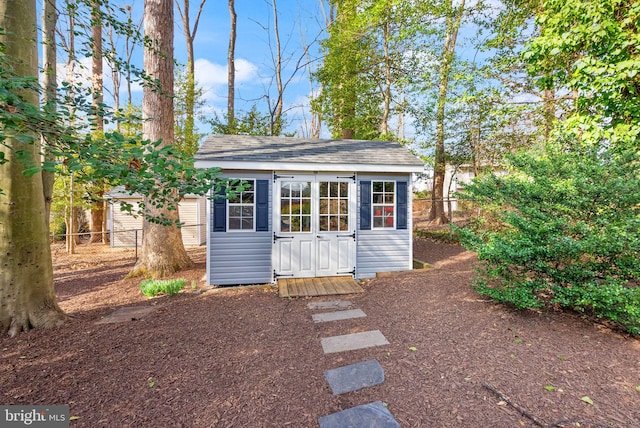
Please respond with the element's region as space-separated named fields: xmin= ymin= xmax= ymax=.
xmin=194 ymin=135 xmax=424 ymax=171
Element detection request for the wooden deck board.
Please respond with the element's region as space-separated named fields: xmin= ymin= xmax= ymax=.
xmin=278 ymin=276 xmax=363 ymax=298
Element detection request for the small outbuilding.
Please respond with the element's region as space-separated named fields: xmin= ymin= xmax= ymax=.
xmin=194 ymin=135 xmax=424 ymax=286
xmin=105 ymin=187 xmax=207 ymax=248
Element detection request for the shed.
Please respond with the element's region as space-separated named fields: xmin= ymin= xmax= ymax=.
xmin=105 ymin=187 xmax=207 ymax=248
xmin=194 ymin=135 xmax=424 ymax=286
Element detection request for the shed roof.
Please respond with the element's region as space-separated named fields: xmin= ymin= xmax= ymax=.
xmin=105 ymin=186 xmax=201 ymax=200
xmin=194 ymin=135 xmax=424 ymax=173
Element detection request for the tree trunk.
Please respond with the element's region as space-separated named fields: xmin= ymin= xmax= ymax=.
xmin=41 ymin=0 xmax=57 ymax=225
xmin=89 ymin=0 xmax=106 ymax=244
xmin=176 ymin=0 xmax=206 ymax=153
xmin=430 ymin=0 xmax=465 ymax=224
xmin=0 ymin=0 xmax=66 ymax=336
xmin=380 ymin=19 xmax=391 ymax=136
xmin=270 ymin=0 xmax=283 ymax=136
xmin=89 ymin=201 xmax=104 ymax=244
xmin=227 ymin=0 xmax=236 ymax=129
xmin=130 ymin=0 xmax=192 ymax=278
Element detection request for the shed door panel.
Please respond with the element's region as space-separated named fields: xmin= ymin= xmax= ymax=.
xmin=273 ymin=175 xmax=355 ymax=278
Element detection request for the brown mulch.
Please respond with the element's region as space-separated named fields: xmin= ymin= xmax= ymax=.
xmin=1 ymin=239 xmax=639 ymax=427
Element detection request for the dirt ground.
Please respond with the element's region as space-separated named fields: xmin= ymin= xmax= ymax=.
xmin=1 ymin=239 xmax=639 ymax=427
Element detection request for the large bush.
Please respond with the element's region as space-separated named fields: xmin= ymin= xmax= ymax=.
xmin=458 ymin=143 xmax=640 ymax=335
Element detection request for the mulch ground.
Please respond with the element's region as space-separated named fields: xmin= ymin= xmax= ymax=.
xmin=1 ymin=239 xmax=639 ymax=427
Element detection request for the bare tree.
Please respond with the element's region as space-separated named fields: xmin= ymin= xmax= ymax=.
xmin=175 ymin=0 xmax=206 ymax=150
xmin=270 ymin=0 xmax=284 ymax=135
xmin=227 ymin=0 xmax=236 ymax=128
xmin=129 ymin=0 xmax=193 ymax=278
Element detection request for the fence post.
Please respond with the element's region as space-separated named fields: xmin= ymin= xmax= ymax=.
xmin=135 ymin=229 xmax=138 ymax=262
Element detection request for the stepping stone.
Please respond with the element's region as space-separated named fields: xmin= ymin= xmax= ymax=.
xmin=95 ymin=306 xmax=157 ymax=324
xmin=318 ymin=401 xmax=400 ymax=428
xmin=324 ymin=359 xmax=384 ymax=395
xmin=307 ymin=301 xmax=352 ymax=310
xmin=312 ymin=309 xmax=367 ymax=323
xmin=321 ymin=330 xmax=389 ymax=354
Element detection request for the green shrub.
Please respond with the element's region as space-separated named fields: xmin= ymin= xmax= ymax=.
xmin=140 ymin=278 xmax=187 ymax=297
xmin=459 ymin=142 xmax=640 ymax=335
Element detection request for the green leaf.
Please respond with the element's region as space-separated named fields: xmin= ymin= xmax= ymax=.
xmin=635 ymin=386 xmax=640 ymax=392
xmin=408 ymin=346 xmax=417 ymax=351
xmin=544 ymin=385 xmax=555 ymax=391
xmin=580 ymin=396 xmax=594 ymax=405
xmin=69 ymin=416 xmax=81 ymax=421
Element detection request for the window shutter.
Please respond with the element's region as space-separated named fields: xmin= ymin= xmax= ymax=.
xmin=396 ymin=181 xmax=408 ymax=230
xmin=213 ymin=186 xmax=227 ymax=232
xmin=360 ymin=181 xmax=371 ymax=230
xmin=256 ymin=180 xmax=269 ymax=231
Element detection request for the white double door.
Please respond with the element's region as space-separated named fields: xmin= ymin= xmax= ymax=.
xmin=274 ymin=174 xmax=355 ymax=278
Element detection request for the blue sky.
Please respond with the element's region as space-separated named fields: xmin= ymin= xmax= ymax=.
xmin=154 ymin=0 xmax=328 ymax=136
xmin=41 ymin=0 xmax=500 ymax=140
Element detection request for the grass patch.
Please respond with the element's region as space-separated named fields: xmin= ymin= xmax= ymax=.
xmin=140 ymin=278 xmax=187 ymax=297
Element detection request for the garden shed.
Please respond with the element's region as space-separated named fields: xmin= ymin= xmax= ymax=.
xmin=194 ymin=135 xmax=424 ymax=286
xmin=105 ymin=187 xmax=207 ymax=248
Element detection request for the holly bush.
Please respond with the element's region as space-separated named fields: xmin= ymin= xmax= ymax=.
xmin=457 ymin=142 xmax=640 ymax=335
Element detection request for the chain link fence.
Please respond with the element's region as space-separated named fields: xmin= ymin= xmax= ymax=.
xmin=50 ymin=224 xmax=206 ymax=260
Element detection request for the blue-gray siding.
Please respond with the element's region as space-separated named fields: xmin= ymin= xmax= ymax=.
xmin=207 ymin=173 xmax=273 ymax=285
xmin=356 ymin=173 xmax=413 ymax=279
xmin=205 ymin=171 xmax=414 ymax=284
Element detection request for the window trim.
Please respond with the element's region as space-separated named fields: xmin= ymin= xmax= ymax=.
xmin=371 ymin=180 xmax=396 ymax=229
xmin=227 ymin=179 xmax=256 ymax=232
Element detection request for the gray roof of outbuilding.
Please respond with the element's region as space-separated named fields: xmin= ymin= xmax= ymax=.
xmin=194 ymin=135 xmax=424 ymax=173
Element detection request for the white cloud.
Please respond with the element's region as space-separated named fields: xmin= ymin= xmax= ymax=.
xmin=194 ymin=57 xmax=259 ymax=87
xmin=234 ymin=58 xmax=259 ymax=83
xmin=194 ymin=58 xmax=228 ymax=86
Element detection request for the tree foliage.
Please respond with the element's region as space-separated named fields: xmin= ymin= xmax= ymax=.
xmin=459 ymin=0 xmax=640 ymax=335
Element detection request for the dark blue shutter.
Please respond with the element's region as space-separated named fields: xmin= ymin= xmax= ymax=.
xmin=360 ymin=181 xmax=371 ymax=230
xmin=256 ymin=180 xmax=269 ymax=231
xmin=396 ymin=181 xmax=408 ymax=230
xmin=213 ymin=186 xmax=227 ymax=232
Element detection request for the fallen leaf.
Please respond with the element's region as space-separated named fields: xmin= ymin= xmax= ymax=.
xmin=636 ymin=386 xmax=640 ymax=392
xmin=580 ymin=396 xmax=594 ymax=405
xmin=408 ymin=347 xmax=417 ymax=351
xmin=544 ymin=385 xmax=555 ymax=391
xmin=69 ymin=416 xmax=81 ymax=421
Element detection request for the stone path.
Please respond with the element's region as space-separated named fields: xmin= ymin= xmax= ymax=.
xmin=95 ymin=306 xmax=157 ymax=324
xmin=312 ymin=308 xmax=367 ymax=323
xmin=309 ymin=300 xmax=401 ymax=426
xmin=321 ymin=330 xmax=390 ymax=354
xmin=318 ymin=401 xmax=401 ymax=428
xmin=324 ymin=359 xmax=384 ymax=395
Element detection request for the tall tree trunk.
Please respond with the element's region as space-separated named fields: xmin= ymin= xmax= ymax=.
xmin=89 ymin=0 xmax=106 ymax=244
xmin=543 ymin=87 xmax=555 ymax=140
xmin=176 ymin=0 xmax=206 ymax=153
xmin=380 ymin=19 xmax=391 ymax=136
xmin=270 ymin=0 xmax=283 ymax=136
xmin=337 ymin=1 xmax=356 ymax=139
xmin=430 ymin=0 xmax=465 ymax=224
xmin=130 ymin=0 xmax=192 ymax=278
xmin=0 ymin=0 xmax=66 ymax=336
xmin=65 ymin=4 xmax=77 ymax=253
xmin=227 ymin=0 xmax=236 ymax=129
xmin=41 ymin=0 xmax=57 ymax=226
